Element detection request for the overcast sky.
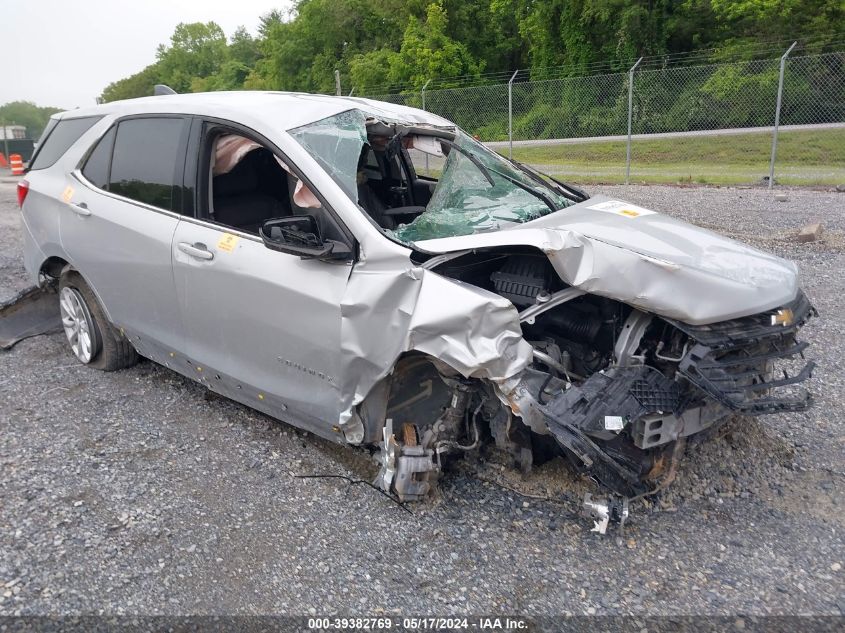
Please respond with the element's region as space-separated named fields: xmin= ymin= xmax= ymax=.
xmin=1 ymin=0 xmax=289 ymax=110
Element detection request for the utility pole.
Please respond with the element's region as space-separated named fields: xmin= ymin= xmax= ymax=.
xmin=1 ymin=118 xmax=9 ymax=167
xmin=335 ymin=70 xmax=342 ymax=96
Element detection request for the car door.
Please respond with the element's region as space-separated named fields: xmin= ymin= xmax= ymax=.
xmin=62 ymin=116 xmax=190 ymax=353
xmin=171 ymin=121 xmax=353 ymax=436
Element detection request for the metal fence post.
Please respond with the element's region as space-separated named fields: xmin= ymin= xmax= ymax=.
xmin=625 ymin=57 xmax=643 ymax=185
xmin=768 ymin=42 xmax=797 ymax=190
xmin=508 ymin=69 xmax=519 ymax=158
xmin=421 ymin=79 xmax=432 ymax=172
xmin=421 ymin=79 xmax=431 ymax=110
xmin=334 ymin=70 xmax=341 ymax=96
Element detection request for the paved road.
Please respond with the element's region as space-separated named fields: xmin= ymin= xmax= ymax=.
xmin=485 ymin=121 xmax=845 ymax=148
xmin=0 ymin=182 xmax=843 ymax=616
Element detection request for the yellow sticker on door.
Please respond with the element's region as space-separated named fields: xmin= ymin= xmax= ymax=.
xmin=217 ymin=233 xmax=240 ymax=252
xmin=61 ymin=186 xmax=74 ymax=203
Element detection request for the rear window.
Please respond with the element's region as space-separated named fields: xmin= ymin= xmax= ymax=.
xmin=81 ymin=127 xmax=116 ymax=190
xmin=28 ymin=116 xmax=102 ymax=171
xmin=108 ymin=118 xmax=186 ymax=211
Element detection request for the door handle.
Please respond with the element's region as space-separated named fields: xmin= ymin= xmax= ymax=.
xmin=178 ymin=242 xmax=214 ymax=261
xmin=69 ymin=202 xmax=91 ymax=217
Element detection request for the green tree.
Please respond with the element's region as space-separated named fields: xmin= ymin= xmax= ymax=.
xmin=101 ymin=63 xmax=163 ymax=102
xmin=388 ymin=3 xmax=484 ymax=89
xmin=197 ymin=27 xmax=261 ymax=91
xmin=0 ymin=101 xmax=63 ymax=138
xmin=247 ymin=0 xmax=412 ymax=93
xmin=155 ymin=22 xmax=228 ymax=93
xmin=98 ymin=0 xmax=845 ymax=105
xmin=350 ymin=49 xmax=398 ymax=92
xmin=504 ymin=0 xmax=673 ymax=74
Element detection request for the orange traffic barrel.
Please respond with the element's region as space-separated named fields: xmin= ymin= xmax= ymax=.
xmin=9 ymin=154 xmax=23 ymax=176
xmin=0 ymin=153 xmax=7 ymax=168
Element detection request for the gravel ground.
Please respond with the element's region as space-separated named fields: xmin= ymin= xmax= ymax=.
xmin=0 ymin=180 xmax=843 ymax=617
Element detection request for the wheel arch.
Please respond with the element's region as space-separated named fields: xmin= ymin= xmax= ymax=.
xmin=44 ymin=260 xmax=116 ymax=324
xmin=354 ymin=351 xmax=474 ymax=445
xmin=39 ymin=255 xmax=70 ymax=281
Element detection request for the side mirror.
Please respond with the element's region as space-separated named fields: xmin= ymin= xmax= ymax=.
xmin=259 ymin=216 xmax=352 ymax=261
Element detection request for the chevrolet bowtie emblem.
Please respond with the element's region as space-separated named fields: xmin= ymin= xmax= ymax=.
xmin=771 ymin=308 xmax=794 ymax=327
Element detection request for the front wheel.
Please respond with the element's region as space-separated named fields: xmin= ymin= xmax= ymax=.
xmin=58 ymin=272 xmax=138 ymax=371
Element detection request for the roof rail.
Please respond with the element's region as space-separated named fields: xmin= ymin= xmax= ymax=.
xmin=154 ymin=85 xmax=177 ymax=96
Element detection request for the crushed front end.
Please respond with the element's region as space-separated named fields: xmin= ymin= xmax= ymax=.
xmin=375 ymin=248 xmax=818 ymax=504
xmin=522 ymin=288 xmax=816 ymax=497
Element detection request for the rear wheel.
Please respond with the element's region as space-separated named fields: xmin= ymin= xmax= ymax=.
xmin=59 ymin=272 xmax=138 ymax=371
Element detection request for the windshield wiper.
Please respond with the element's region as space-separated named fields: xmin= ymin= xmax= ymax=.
xmin=438 ymin=139 xmax=558 ymax=212
xmin=486 ymin=167 xmax=558 ymax=214
xmin=443 ymin=140 xmax=558 ymax=214
xmin=506 ymin=158 xmax=588 ymax=202
xmin=439 ymin=139 xmax=496 ymax=187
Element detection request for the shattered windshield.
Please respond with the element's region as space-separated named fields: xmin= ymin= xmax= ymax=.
xmin=290 ymin=110 xmax=573 ymax=243
xmin=394 ymin=132 xmax=572 ymax=242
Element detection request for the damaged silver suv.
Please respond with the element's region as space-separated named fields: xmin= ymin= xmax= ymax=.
xmin=11 ymin=91 xmax=815 ymax=505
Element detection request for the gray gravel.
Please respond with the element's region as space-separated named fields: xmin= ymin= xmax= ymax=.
xmin=1 ymin=181 xmax=843 ymax=616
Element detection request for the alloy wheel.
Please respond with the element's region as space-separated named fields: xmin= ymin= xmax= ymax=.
xmin=59 ymin=286 xmax=99 ymax=363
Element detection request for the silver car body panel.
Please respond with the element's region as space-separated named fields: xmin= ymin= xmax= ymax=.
xmin=20 ymin=91 xmax=802 ymax=442
xmin=412 ymin=195 xmax=799 ymax=326
xmin=62 ymin=175 xmax=185 ymax=353
xmin=171 ymin=218 xmax=351 ymax=425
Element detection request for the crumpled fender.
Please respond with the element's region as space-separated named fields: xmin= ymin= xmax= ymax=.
xmin=337 ymin=261 xmax=533 ymax=428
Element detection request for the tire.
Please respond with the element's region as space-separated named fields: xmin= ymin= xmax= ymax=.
xmin=58 ymin=271 xmax=138 ymax=371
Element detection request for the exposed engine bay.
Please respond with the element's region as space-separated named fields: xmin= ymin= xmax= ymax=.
xmin=373 ymin=249 xmax=816 ymax=507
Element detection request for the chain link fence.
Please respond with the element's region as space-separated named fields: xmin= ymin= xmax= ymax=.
xmin=364 ymin=50 xmax=845 ymax=186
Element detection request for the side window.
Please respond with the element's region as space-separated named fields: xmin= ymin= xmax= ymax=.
xmin=28 ymin=116 xmax=102 ymax=171
xmin=407 ymin=147 xmax=443 ymax=180
xmin=206 ymin=131 xmax=296 ymax=234
xmin=202 ymin=127 xmax=350 ymax=246
xmin=109 ymin=118 xmax=186 ymax=211
xmin=81 ymin=127 xmax=115 ymax=190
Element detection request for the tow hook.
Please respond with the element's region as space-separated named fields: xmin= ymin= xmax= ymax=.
xmin=582 ymin=492 xmax=629 ymax=534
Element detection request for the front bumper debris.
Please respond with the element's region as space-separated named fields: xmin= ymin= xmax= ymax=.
xmin=537 ymin=292 xmax=816 ymax=497
xmin=582 ymin=493 xmax=629 ymax=534
xmin=0 ymin=284 xmax=62 ymax=350
xmin=673 ymin=290 xmax=816 ymax=414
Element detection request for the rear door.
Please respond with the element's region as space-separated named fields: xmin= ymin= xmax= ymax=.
xmin=62 ymin=116 xmax=190 ymax=353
